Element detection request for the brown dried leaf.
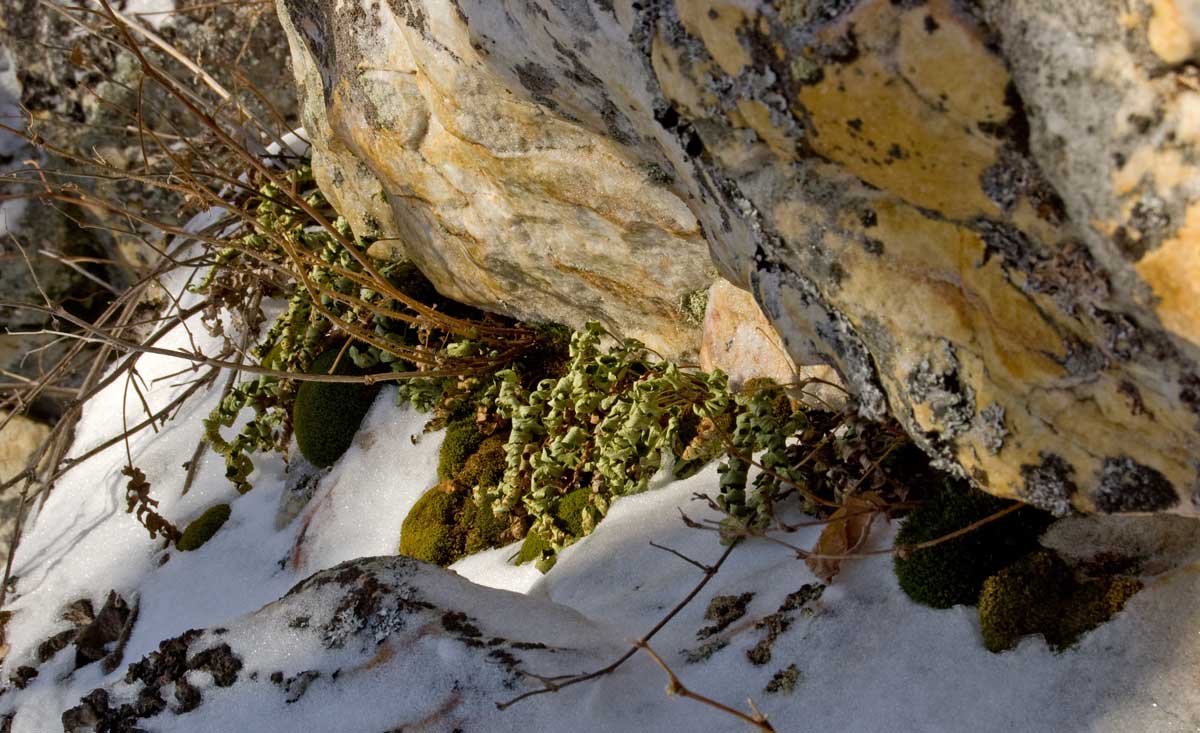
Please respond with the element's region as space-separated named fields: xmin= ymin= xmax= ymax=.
xmin=805 ymin=493 xmax=883 ymax=583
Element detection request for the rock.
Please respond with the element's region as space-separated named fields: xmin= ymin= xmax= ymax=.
xmin=58 ymin=556 xmax=617 ymax=730
xmin=277 ymin=0 xmax=1200 ymax=516
xmin=0 ymin=412 xmax=48 ymax=484
xmin=700 ymin=278 xmax=845 ymax=408
xmin=72 ymin=590 xmax=137 ymax=673
xmin=0 ymin=413 xmax=49 ymax=570
xmin=277 ymin=0 xmax=716 ymax=359
xmin=1041 ymin=513 xmax=1200 ymax=576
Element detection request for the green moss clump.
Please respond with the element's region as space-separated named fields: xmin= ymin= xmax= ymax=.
xmin=292 ymin=349 xmax=380 ymax=467
xmin=399 ymin=485 xmax=461 ymax=565
xmin=978 ymin=550 xmax=1141 ymax=653
xmin=893 ymin=482 xmax=1053 ymax=608
xmin=515 ymin=488 xmax=591 ymax=570
xmin=438 ymin=420 xmax=485 ymax=483
xmin=176 ymin=504 xmax=232 ymax=551
xmin=462 ymin=493 xmax=506 ymax=555
xmin=399 ymin=482 xmax=509 ymax=566
xmin=456 ymin=435 xmax=507 ymax=489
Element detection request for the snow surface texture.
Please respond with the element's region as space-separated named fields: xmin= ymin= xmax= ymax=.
xmin=1 ymin=267 xmax=1199 ymax=731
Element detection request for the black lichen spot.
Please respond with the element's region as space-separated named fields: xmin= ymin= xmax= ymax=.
xmin=974 ymin=218 xmax=1045 ymax=274
xmin=441 ymin=611 xmax=483 ymax=640
xmin=1113 ymin=226 xmax=1149 ymax=260
xmin=1127 ymin=113 xmax=1155 ymax=135
xmin=827 ymin=261 xmax=848 ymax=286
xmin=1180 ymin=373 xmax=1200 ymax=418
xmin=923 ymin=14 xmax=939 ymax=33
xmin=1117 ymin=381 xmax=1151 ymax=418
xmin=1093 ymin=457 xmax=1178 ymax=513
xmin=847 ymin=117 xmax=863 ymax=132
xmin=859 ymin=208 xmax=877 ymax=227
xmin=1020 ymin=452 xmax=1078 ymax=517
xmin=513 ymin=62 xmax=559 ymax=108
xmin=825 ymin=26 xmax=860 ymax=64
xmin=861 ymin=236 xmax=884 ymax=256
xmin=385 ymin=0 xmax=428 ymax=35
xmin=682 ymin=125 xmax=705 ymax=156
xmin=654 ymin=104 xmax=680 ymax=130
xmin=886 ymin=143 xmax=908 ymax=160
xmin=599 ymin=97 xmax=637 ymax=146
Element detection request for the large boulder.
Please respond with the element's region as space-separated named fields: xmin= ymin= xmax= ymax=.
xmin=57 ymin=556 xmax=619 ymax=731
xmin=276 ymin=0 xmax=1200 ymax=516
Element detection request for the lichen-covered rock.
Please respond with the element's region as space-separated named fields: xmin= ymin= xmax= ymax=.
xmin=57 ymin=557 xmax=619 ymax=731
xmin=700 ymin=278 xmax=845 ymax=408
xmin=277 ymin=0 xmax=1200 ymax=516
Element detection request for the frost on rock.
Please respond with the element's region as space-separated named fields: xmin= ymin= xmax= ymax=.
xmin=57 ymin=557 xmax=619 ymax=732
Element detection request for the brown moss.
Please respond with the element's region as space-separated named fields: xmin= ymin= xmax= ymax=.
xmin=978 ymin=550 xmax=1142 ymax=653
xmin=456 ymin=435 xmax=507 ymax=489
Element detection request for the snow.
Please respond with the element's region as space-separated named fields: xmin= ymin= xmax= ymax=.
xmin=2 ymin=263 xmax=1200 ymax=731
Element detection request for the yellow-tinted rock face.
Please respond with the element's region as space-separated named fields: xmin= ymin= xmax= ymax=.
xmin=278 ymin=0 xmax=1200 ymax=516
xmin=277 ymin=0 xmax=716 ymax=360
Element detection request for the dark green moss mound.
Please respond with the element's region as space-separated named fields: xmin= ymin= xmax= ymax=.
xmin=456 ymin=435 xmax=507 ymax=489
xmin=515 ymin=488 xmax=591 ymax=567
xmin=438 ymin=420 xmax=485 ymax=483
xmin=399 ymin=485 xmax=461 ymax=565
xmin=176 ymin=504 xmax=231 ymax=551
xmin=979 ymin=550 xmax=1141 ymax=653
xmin=893 ymin=482 xmax=1053 ymax=608
xmin=292 ymin=349 xmax=380 ymax=468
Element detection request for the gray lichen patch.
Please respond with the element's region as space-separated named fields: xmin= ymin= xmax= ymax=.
xmin=746 ymin=584 xmax=823 ymax=667
xmin=697 ymin=592 xmax=754 ymax=639
xmin=678 ymin=287 xmax=710 ymax=327
xmin=978 ymin=402 xmax=1008 ymax=455
xmin=765 ymin=663 xmax=801 ymax=694
xmin=1093 ymin=457 xmax=1179 ymax=513
xmin=907 ymin=341 xmax=976 ymax=439
xmin=1020 ymin=452 xmax=1079 ymax=517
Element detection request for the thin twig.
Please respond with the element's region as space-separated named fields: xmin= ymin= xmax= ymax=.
xmin=497 ymin=540 xmax=738 ymax=710
xmin=635 ymin=640 xmax=775 ymax=732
